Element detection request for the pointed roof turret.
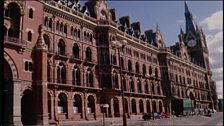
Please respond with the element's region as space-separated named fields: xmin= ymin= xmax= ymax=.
xmin=180 ymin=25 xmax=184 ymax=35
xmin=184 ymin=1 xmax=190 ymax=13
xmin=184 ymin=1 xmax=197 ymax=35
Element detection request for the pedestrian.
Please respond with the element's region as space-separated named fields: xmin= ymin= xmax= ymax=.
xmin=172 ymin=111 xmax=175 ymax=118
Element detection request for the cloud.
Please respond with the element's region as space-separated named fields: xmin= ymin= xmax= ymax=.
xmin=200 ymin=10 xmax=223 ymax=30
xmin=206 ymin=31 xmax=223 ymax=48
xmin=216 ymin=80 xmax=223 ymax=99
xmin=201 ymin=10 xmax=223 ymax=99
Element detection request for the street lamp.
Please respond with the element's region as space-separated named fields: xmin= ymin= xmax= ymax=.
xmin=111 ymin=40 xmax=127 ymax=126
xmin=100 ymin=104 xmax=109 ymax=126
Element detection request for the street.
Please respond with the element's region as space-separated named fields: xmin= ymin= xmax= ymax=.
xmin=50 ymin=112 xmax=223 ymax=126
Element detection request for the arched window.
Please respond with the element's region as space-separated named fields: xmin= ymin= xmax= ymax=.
xmin=64 ymin=24 xmax=67 ymax=34
xmin=84 ymin=32 xmax=87 ymax=41
xmin=155 ymin=68 xmax=158 ymax=78
xmin=157 ymin=85 xmax=160 ymax=95
xmin=87 ymin=96 xmax=95 ymax=113
xmin=60 ymin=23 xmax=63 ymax=32
xmin=58 ymin=93 xmax=67 ymax=113
xmin=74 ymin=28 xmax=77 ymax=37
xmin=28 ymin=8 xmax=33 ymax=19
xmin=72 ymin=43 xmax=79 ymax=58
xmin=135 ymin=62 xmax=139 ymax=73
xmin=149 ymin=66 xmax=152 ymax=76
xmin=128 ymin=60 xmax=132 ymax=72
xmin=87 ymin=33 xmax=90 ymax=42
xmin=56 ymin=21 xmax=60 ymax=31
xmin=151 ymin=83 xmax=154 ymax=94
xmin=142 ymin=64 xmax=146 ymax=75
xmin=73 ymin=94 xmax=82 ymax=114
xmin=49 ymin=18 xmax=52 ymax=28
xmin=90 ymin=34 xmax=93 ymax=42
xmin=122 ymin=76 xmax=127 ymax=91
xmin=58 ymin=39 xmax=65 ymax=55
xmin=112 ymin=55 xmax=117 ymax=65
xmin=57 ymin=62 xmax=66 ymax=84
xmin=71 ymin=27 xmax=74 ymax=36
xmin=86 ymin=47 xmax=92 ymax=61
xmin=44 ymin=17 xmax=48 ymax=26
xmin=137 ymin=79 xmax=142 ymax=93
xmin=7 ymin=3 xmax=21 ymax=38
xmin=130 ymin=78 xmax=135 ymax=92
xmin=27 ymin=31 xmax=32 ymax=42
xmin=43 ymin=34 xmax=50 ymax=50
xmin=120 ymin=57 xmax=124 ymax=69
xmin=131 ymin=99 xmax=137 ymax=114
xmin=144 ymin=81 xmax=149 ymax=94
xmin=113 ymin=71 xmax=119 ymax=89
xmin=139 ymin=99 xmax=144 ymax=113
xmin=72 ymin=66 xmax=81 ymax=86
xmin=78 ymin=29 xmax=81 ymax=38
xmin=86 ymin=68 xmax=93 ymax=87
xmin=47 ymin=62 xmax=51 ymax=82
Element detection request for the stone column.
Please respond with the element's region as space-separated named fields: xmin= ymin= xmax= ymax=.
xmin=33 ymin=25 xmax=49 ymax=125
xmin=67 ymin=95 xmax=73 ymax=120
xmin=10 ymin=80 xmax=23 ymax=126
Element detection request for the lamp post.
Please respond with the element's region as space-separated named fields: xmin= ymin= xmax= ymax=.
xmin=111 ymin=40 xmax=127 ymax=126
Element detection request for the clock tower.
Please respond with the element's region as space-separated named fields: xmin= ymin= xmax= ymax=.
xmin=184 ymin=1 xmax=210 ymax=70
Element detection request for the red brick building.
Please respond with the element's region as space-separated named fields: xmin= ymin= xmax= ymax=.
xmin=3 ymin=0 xmax=216 ymax=125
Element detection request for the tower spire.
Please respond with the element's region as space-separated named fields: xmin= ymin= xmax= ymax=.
xmin=180 ymin=25 xmax=184 ymax=35
xmin=184 ymin=0 xmax=190 ymax=13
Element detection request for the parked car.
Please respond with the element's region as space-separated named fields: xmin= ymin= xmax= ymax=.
xmin=160 ymin=112 xmax=171 ymax=118
xmin=142 ymin=113 xmax=151 ymax=120
xmin=142 ymin=112 xmax=161 ymax=120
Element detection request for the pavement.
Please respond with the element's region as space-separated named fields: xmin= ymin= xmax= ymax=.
xmin=50 ymin=112 xmax=223 ymax=126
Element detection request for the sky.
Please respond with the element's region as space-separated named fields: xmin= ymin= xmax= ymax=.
xmin=104 ymin=1 xmax=223 ymax=99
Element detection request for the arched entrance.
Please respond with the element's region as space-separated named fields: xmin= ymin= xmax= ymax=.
xmin=3 ymin=59 xmax=13 ymax=125
xmin=139 ymin=99 xmax=144 ymax=113
xmin=124 ymin=98 xmax=129 ymax=114
xmin=73 ymin=94 xmax=82 ymax=118
xmin=159 ymin=101 xmax=163 ymax=113
xmin=21 ymin=89 xmax=34 ymax=125
xmin=152 ymin=101 xmax=157 ymax=112
xmin=146 ymin=100 xmax=150 ymax=113
xmin=3 ymin=53 xmax=21 ymax=125
xmin=113 ymin=97 xmax=120 ymax=117
xmin=131 ymin=99 xmax=137 ymax=114
xmin=189 ymin=92 xmax=196 ymax=108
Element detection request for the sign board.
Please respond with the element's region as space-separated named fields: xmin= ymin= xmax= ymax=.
xmin=100 ymin=104 xmax=109 ymax=108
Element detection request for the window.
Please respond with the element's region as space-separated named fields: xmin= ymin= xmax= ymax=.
xmin=128 ymin=60 xmax=132 ymax=72
xmin=58 ymin=93 xmax=67 ymax=113
xmin=135 ymin=62 xmax=139 ymax=73
xmin=86 ymin=68 xmax=93 ymax=87
xmin=72 ymin=66 xmax=81 ymax=86
xmin=27 ymin=31 xmax=32 ymax=41
xmin=28 ymin=8 xmax=33 ymax=19
xmin=24 ymin=61 xmax=32 ymax=72
xmin=137 ymin=79 xmax=142 ymax=93
xmin=86 ymin=47 xmax=92 ymax=61
xmin=57 ymin=62 xmax=66 ymax=84
xmin=130 ymin=78 xmax=134 ymax=92
xmin=142 ymin=64 xmax=146 ymax=75
xmin=58 ymin=39 xmax=65 ymax=55
xmin=72 ymin=43 xmax=79 ymax=58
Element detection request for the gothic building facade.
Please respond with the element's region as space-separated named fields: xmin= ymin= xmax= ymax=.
xmin=3 ymin=0 xmax=217 ymax=125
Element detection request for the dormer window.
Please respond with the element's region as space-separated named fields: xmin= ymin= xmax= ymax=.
xmin=100 ymin=10 xmax=107 ymax=20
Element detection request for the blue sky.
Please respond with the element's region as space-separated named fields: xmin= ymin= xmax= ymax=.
xmin=105 ymin=1 xmax=223 ymax=99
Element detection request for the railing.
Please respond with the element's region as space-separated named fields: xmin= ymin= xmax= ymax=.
xmin=4 ymin=36 xmax=27 ymax=47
